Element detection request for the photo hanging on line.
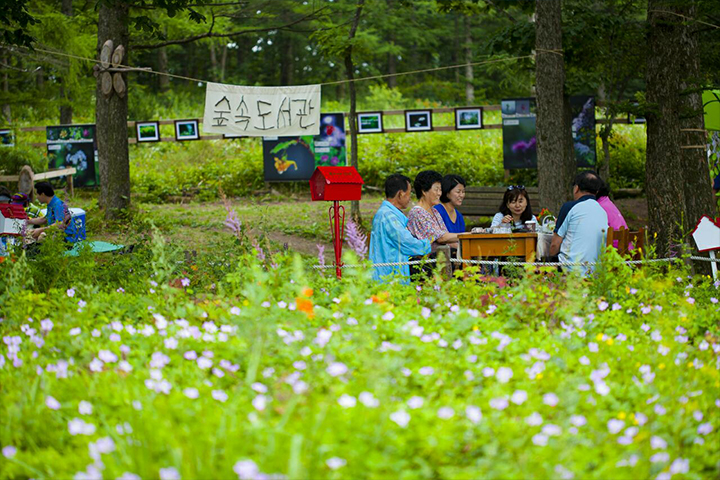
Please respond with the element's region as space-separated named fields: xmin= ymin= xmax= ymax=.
xmin=174 ymin=119 xmax=200 ymax=141
xmin=455 ymin=107 xmax=483 ymax=130
xmin=405 ymin=110 xmax=433 ymax=132
xmin=136 ymin=121 xmax=160 ymax=143
xmin=357 ymin=112 xmax=383 ymax=134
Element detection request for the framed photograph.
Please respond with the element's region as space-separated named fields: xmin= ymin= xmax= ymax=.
xmin=405 ymin=110 xmax=433 ymax=132
xmin=135 ymin=121 xmax=160 ymax=143
xmin=455 ymin=107 xmax=483 ymax=130
xmin=357 ymin=112 xmax=383 ymax=134
xmin=174 ymin=119 xmax=200 ymax=141
xmin=0 ymin=129 xmax=14 ymax=147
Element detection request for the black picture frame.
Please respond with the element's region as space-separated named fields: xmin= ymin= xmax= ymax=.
xmin=357 ymin=112 xmax=384 ymax=134
xmin=455 ymin=107 xmax=483 ymax=130
xmin=136 ymin=121 xmax=160 ymax=143
xmin=405 ymin=109 xmax=433 ymax=132
xmin=174 ymin=119 xmax=200 ymax=141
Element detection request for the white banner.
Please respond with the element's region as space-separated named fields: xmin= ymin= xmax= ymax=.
xmin=203 ymin=82 xmax=321 ymax=137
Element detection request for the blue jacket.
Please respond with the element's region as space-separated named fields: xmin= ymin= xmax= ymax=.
xmin=369 ymin=201 xmax=431 ymax=284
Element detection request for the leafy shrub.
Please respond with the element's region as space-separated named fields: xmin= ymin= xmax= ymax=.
xmin=0 ymin=145 xmax=48 ymax=175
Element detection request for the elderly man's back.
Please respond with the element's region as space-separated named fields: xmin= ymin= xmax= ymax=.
xmin=555 ymin=194 xmax=608 ymax=273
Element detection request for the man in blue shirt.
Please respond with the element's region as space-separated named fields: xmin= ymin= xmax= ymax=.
xmin=27 ymin=182 xmax=77 ymax=242
xmin=549 ymin=172 xmax=608 ymax=274
xmin=369 ymin=174 xmax=432 ymax=283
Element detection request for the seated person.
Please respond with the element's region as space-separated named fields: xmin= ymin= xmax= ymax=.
xmin=549 ymin=172 xmax=608 ymax=274
xmin=595 ymin=178 xmax=628 ymax=249
xmin=434 ymin=174 xmax=467 ymax=234
xmin=491 ymin=185 xmax=537 ymax=229
xmin=26 ymin=182 xmax=77 ymax=242
xmin=0 ymin=186 xmax=11 ymax=203
xmin=11 ymin=193 xmax=43 ymax=218
xmin=407 ymin=170 xmax=464 ymax=251
xmin=369 ymin=174 xmax=432 ymax=284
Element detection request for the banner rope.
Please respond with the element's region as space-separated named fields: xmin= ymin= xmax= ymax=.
xmin=312 ymin=255 xmax=718 ymax=270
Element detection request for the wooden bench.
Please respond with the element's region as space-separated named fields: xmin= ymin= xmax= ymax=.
xmin=458 ymin=186 xmax=541 ymax=218
xmin=607 ymin=227 xmax=646 ymax=260
xmin=0 ymin=166 xmax=77 ymax=197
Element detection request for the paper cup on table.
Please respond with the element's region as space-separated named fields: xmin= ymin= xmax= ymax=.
xmin=525 ymin=221 xmax=537 ymax=232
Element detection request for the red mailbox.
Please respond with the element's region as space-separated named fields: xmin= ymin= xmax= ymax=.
xmin=309 ymin=166 xmax=364 ymax=279
xmin=310 ymin=166 xmax=364 ymax=201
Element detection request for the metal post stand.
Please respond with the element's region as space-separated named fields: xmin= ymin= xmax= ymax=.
xmin=328 ymin=200 xmax=345 ymax=279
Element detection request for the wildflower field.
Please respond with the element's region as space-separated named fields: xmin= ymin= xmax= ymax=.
xmin=1 ymin=225 xmax=719 ymax=480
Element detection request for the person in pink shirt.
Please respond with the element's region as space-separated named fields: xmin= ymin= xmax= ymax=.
xmin=596 ymin=179 xmax=628 ymax=248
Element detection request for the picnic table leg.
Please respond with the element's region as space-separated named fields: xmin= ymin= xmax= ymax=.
xmin=525 ymin=238 xmax=535 ymax=263
xmin=68 ymin=174 xmax=74 ymax=197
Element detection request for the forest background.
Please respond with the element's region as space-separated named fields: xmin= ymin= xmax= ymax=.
xmin=0 ymin=0 xmax=718 ymax=205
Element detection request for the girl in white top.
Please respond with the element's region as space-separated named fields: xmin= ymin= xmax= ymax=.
xmin=491 ymin=185 xmax=537 ymax=228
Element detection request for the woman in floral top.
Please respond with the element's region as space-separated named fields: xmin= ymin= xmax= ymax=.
xmin=407 ymin=170 xmax=465 ymax=251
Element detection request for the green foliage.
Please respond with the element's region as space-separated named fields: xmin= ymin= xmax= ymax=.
xmin=0 ymin=144 xmax=47 ymax=174
xmin=0 ymin=231 xmax=719 ymax=478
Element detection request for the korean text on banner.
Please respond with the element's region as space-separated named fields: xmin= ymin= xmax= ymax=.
xmin=203 ymin=82 xmax=321 ymax=137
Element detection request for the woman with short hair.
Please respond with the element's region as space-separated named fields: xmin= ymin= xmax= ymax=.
xmin=407 ymin=170 xmax=463 ymax=251
xmin=434 ymin=174 xmax=466 ymax=234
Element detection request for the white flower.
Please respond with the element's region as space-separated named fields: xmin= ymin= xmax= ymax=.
xmin=407 ymin=396 xmax=424 ymax=409
xmin=337 ymin=394 xmax=356 ymax=408
xmin=46 ymin=395 xmax=61 ymax=410
xmin=230 ymin=306 xmax=241 ymax=316
xmin=390 ymin=410 xmax=411 ymax=427
xmin=67 ymin=288 xmax=75 ymax=297
xmin=211 ymin=390 xmax=228 ymax=403
xmin=252 ymin=395 xmax=267 ymax=411
xmin=197 ymin=357 xmax=213 ymax=370
xmin=532 ymin=433 xmax=548 ymax=446
xmin=164 ymin=337 xmax=178 ymax=350
xmin=525 ymin=412 xmax=543 ymax=426
xmin=607 ymin=419 xmax=625 ymax=434
xmin=159 ymin=467 xmax=181 ymax=480
xmin=579 ymin=356 xmax=590 ymax=365
xmin=359 ymin=392 xmax=379 ymax=408
xmin=89 ymin=358 xmax=104 ymax=372
xmin=326 ymin=361 xmax=348 ymax=377
xmin=78 ymin=401 xmax=93 ymax=415
xmin=635 ymin=412 xmax=648 ymax=426
xmin=40 ymin=319 xmax=53 ymax=332
xmin=542 ymin=424 xmax=562 ymax=436
xmin=2 ymin=446 xmax=17 ymax=458
xmin=697 ymin=423 xmax=713 ymax=435
xmin=670 ymin=458 xmax=689 ymax=475
xmin=68 ymin=418 xmax=96 ymax=435
xmin=496 ymin=366 xmax=513 ymax=383
xmin=233 ymin=460 xmax=259 ymax=480
xmin=465 ymin=405 xmax=482 ymax=424
xmin=588 ymin=342 xmax=599 ymax=353
xmin=183 ymin=388 xmax=199 ymax=399
xmin=382 ymin=311 xmax=394 ymax=321
xmin=570 ymin=415 xmax=586 ymax=427
xmin=326 ymin=457 xmax=347 ymax=470
xmin=654 ymin=404 xmax=667 ymax=416
xmin=95 ymin=436 xmax=115 ymax=454
xmin=153 ymin=314 xmax=168 ymax=330
xmin=437 ymin=407 xmax=455 ymax=419
xmin=650 ymin=452 xmax=670 ymax=463
xmin=98 ymin=350 xmax=117 ymax=363
xmin=69 ymin=327 xmax=81 ymax=336
xmin=482 ymin=367 xmax=495 ymax=377
xmin=543 ymin=393 xmax=559 ymax=407
xmin=594 ymin=381 xmax=610 ymax=396
xmin=251 ymin=383 xmax=268 ymax=394
xmin=489 ymin=397 xmax=509 ymax=410
xmin=511 ymin=390 xmax=527 ymax=405
xmin=418 ymin=366 xmax=434 ymax=376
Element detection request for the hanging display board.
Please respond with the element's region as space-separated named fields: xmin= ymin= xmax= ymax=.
xmin=46 ymin=125 xmax=99 ymax=187
xmin=262 ymin=113 xmax=346 ymax=182
xmin=502 ymin=96 xmax=597 ymax=169
xmin=203 ymin=82 xmax=321 ymax=137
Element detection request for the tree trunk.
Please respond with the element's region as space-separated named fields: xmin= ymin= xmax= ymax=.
xmin=96 ymin=1 xmax=130 ymax=217
xmin=464 ymin=16 xmax=474 ymax=103
xmin=158 ymin=47 xmax=170 ymax=92
xmin=280 ymin=34 xmax=294 ymax=86
xmin=645 ymin=0 xmax=689 ymax=258
xmin=597 ymin=82 xmax=611 ymax=182
xmin=220 ymin=44 xmax=228 ymax=83
xmin=59 ymin=0 xmax=73 ymax=124
xmin=535 ymin=0 xmax=573 ymax=215
xmin=386 ymin=0 xmax=397 ymax=89
xmin=209 ymin=42 xmax=218 ymax=81
xmin=677 ymin=2 xmax=715 ymax=273
xmin=36 ymin=67 xmax=44 ymax=90
xmin=345 ymin=0 xmax=365 ymax=224
xmin=2 ymin=55 xmax=11 ymax=123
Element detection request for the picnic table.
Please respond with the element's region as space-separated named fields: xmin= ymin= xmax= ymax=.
xmin=457 ymin=232 xmax=538 ymax=263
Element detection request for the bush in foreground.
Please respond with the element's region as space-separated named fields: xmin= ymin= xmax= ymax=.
xmin=0 ymin=242 xmax=718 ymax=479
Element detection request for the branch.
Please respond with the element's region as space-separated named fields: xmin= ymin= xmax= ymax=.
xmin=133 ymin=6 xmax=326 ymax=50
